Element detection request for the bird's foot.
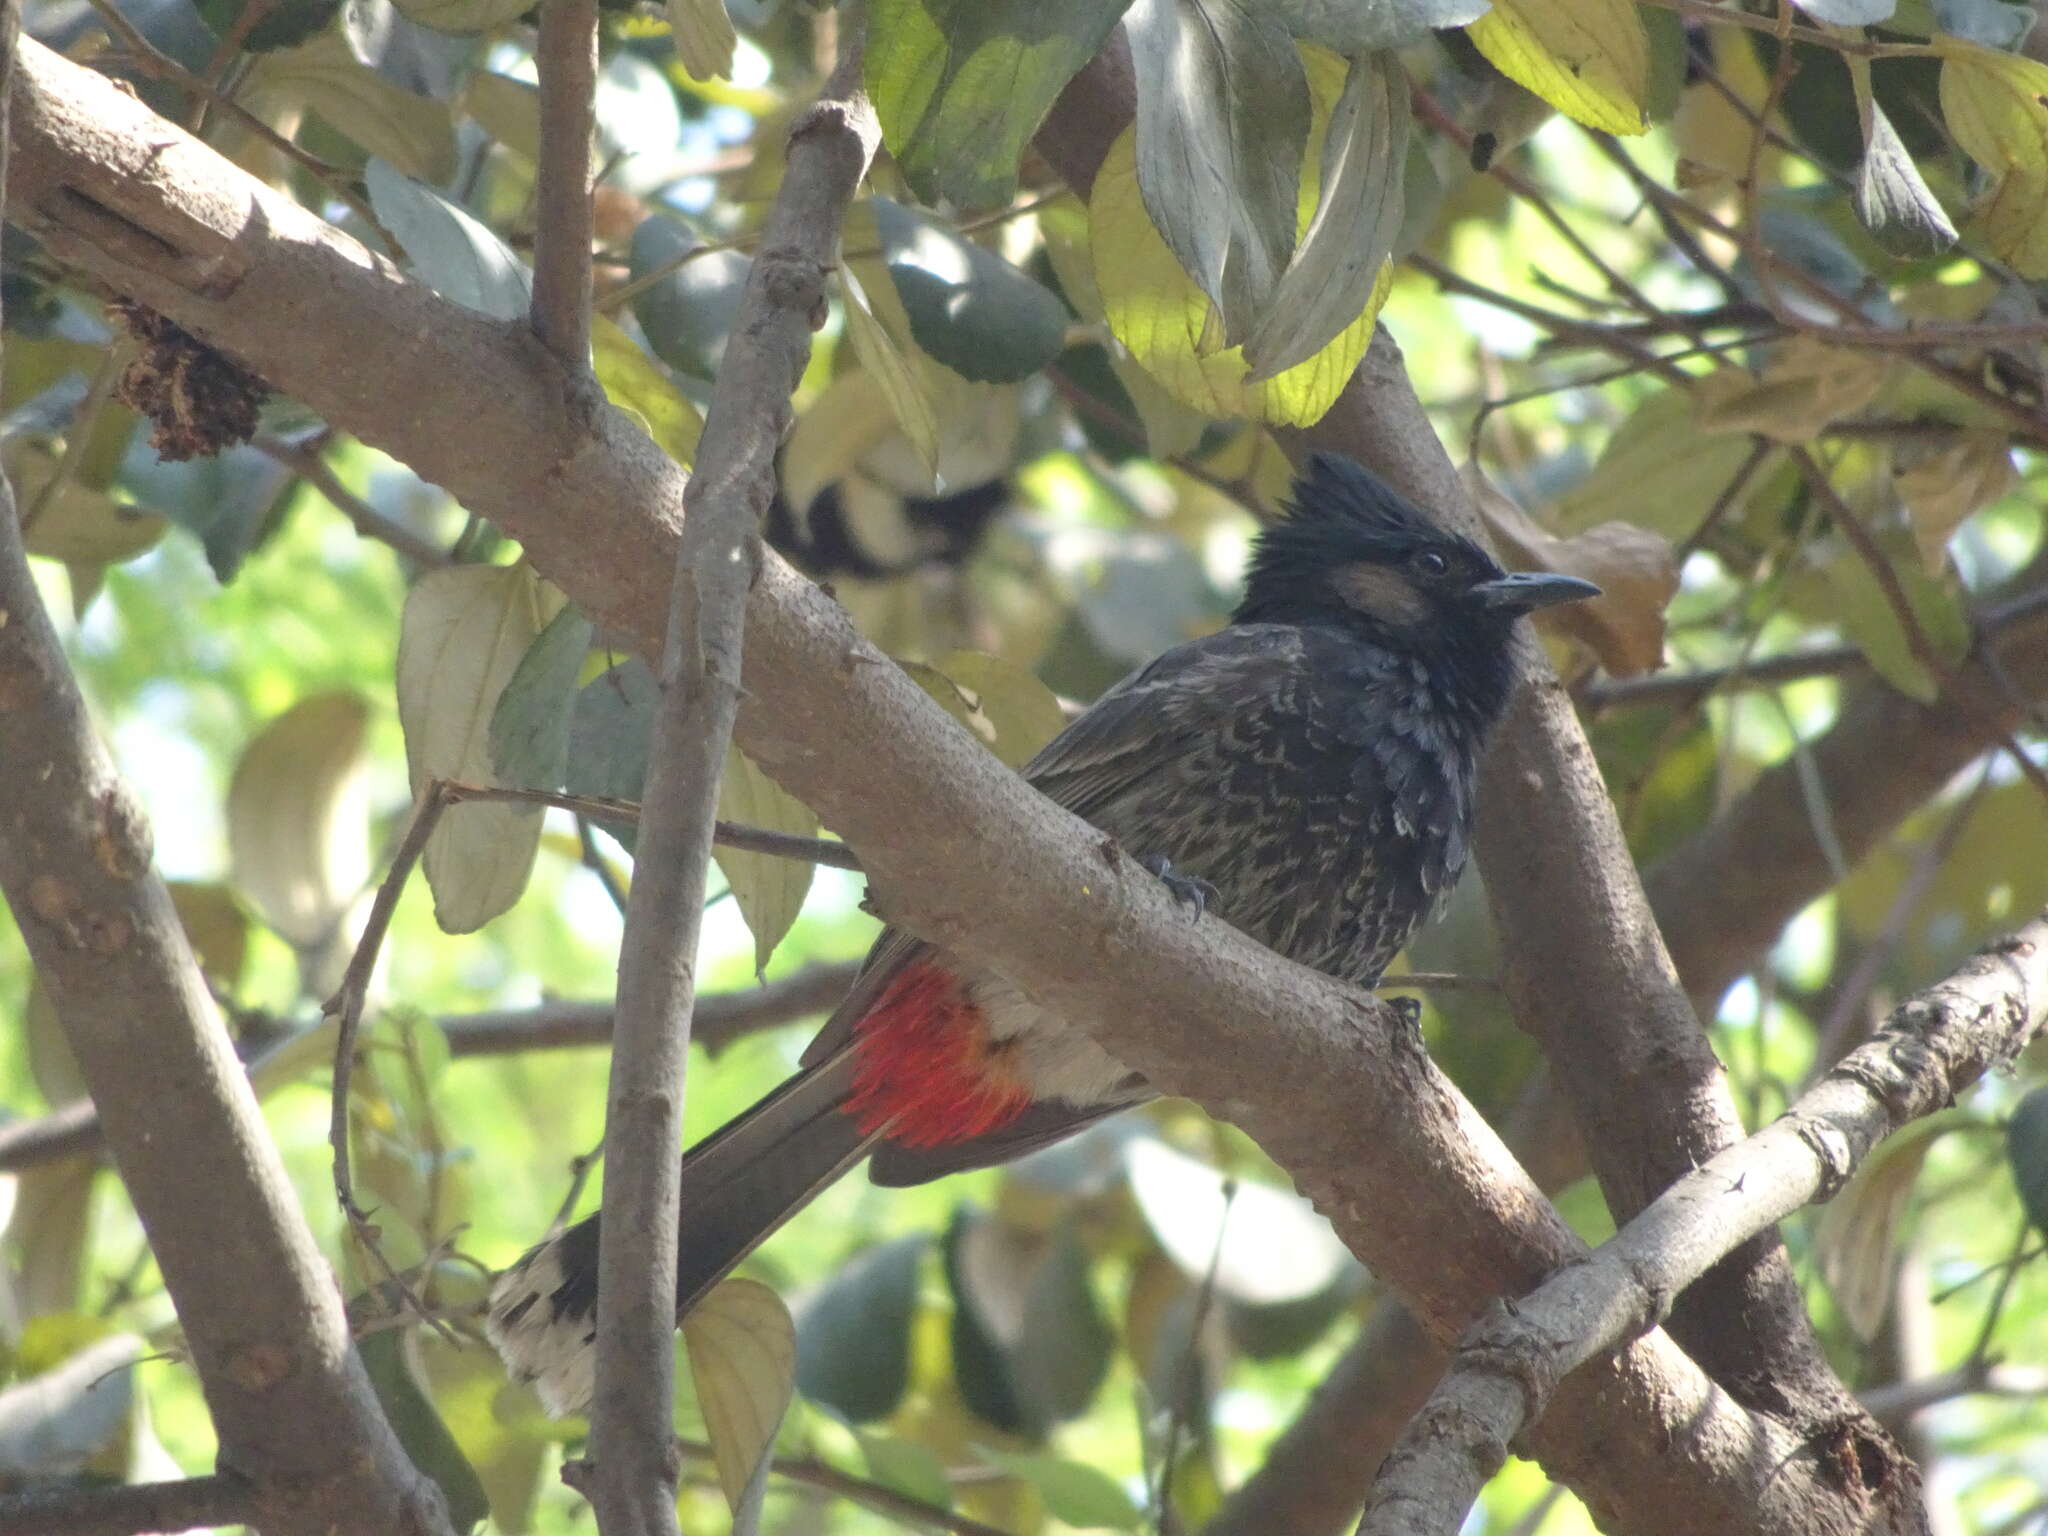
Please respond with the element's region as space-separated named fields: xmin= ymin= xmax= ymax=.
xmin=1384 ymin=995 xmax=1428 ymax=1053
xmin=1139 ymin=854 xmax=1218 ymax=921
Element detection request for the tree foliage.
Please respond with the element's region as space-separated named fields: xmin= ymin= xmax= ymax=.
xmin=3 ymin=1 xmax=2048 ymax=1534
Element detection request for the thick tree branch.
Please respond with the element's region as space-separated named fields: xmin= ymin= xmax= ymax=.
xmin=0 ymin=963 xmax=864 ymax=1175
xmin=1360 ymin=914 xmax=2048 ymax=1536
xmin=0 ymin=1473 xmax=252 ymax=1536
xmin=0 ymin=41 xmax=1867 ymax=1530
xmin=584 ymin=32 xmax=876 ymax=1534
xmin=0 ymin=80 xmax=447 ymax=1536
xmin=1038 ymin=37 xmax=1895 ymax=1510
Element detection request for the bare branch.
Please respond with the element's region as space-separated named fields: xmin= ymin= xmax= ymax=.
xmin=0 ymin=191 xmax=449 ymax=1536
xmin=0 ymin=964 xmax=863 ymax=1175
xmin=1360 ymin=914 xmax=2048 ymax=1536
xmin=528 ymin=0 xmax=596 ymax=369
xmin=583 ymin=25 xmax=878 ymax=1535
xmin=0 ymin=1473 xmax=252 ymax=1536
xmin=253 ymin=435 xmax=450 ymax=567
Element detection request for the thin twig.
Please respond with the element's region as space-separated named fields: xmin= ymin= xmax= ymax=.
xmin=1789 ymin=448 xmax=2048 ymax=805
xmin=529 ymin=0 xmax=598 ymax=368
xmin=323 ymin=784 xmax=460 ymax=1342
xmin=254 ymin=435 xmax=451 ymax=567
xmin=671 ymin=1440 xmax=1014 ymax=1536
xmin=0 ymin=1473 xmax=254 ymax=1536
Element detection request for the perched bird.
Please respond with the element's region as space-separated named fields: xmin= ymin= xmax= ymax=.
xmin=488 ymin=453 xmax=1597 ymax=1413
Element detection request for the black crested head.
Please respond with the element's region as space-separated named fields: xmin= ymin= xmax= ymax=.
xmin=1233 ymin=454 xmax=1598 ymax=721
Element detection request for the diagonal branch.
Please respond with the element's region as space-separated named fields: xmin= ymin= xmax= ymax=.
xmin=1360 ymin=913 xmax=2048 ymax=1536
xmin=583 ymin=27 xmax=878 ymax=1536
xmin=0 ymin=38 xmax=1874 ymax=1531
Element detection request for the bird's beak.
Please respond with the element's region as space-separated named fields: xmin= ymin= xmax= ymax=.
xmin=1471 ymin=572 xmax=1602 ymax=614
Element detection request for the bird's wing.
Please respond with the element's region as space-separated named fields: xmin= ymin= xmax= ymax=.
xmin=799 ymin=626 xmax=1307 ymax=1070
xmin=1018 ymin=624 xmax=1304 ymax=821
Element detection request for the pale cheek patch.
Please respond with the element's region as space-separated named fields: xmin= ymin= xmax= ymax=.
xmin=1334 ymin=564 xmax=1430 ymax=627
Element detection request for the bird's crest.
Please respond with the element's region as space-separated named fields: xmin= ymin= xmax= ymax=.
xmin=1280 ymin=453 xmax=1454 ymax=552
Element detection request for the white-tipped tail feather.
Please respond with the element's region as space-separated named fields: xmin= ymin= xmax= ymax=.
xmin=486 ymin=1241 xmax=596 ymax=1418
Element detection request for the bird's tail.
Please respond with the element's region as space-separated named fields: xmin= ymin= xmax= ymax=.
xmin=486 ymin=1047 xmax=878 ymax=1415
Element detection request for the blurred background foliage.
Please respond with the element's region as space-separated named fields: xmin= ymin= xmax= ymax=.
xmin=3 ymin=0 xmax=2048 ymax=1533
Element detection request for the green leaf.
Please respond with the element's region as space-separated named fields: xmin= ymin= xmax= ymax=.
xmin=367 ymin=159 xmax=531 ymax=321
xmin=973 ymin=1447 xmax=1144 ymax=1530
xmin=669 ymin=0 xmax=737 ymax=80
xmin=1852 ymin=97 xmax=1959 ymax=256
xmin=714 ymin=746 xmax=819 ymax=974
xmin=1243 ymin=49 xmax=1406 ymax=382
xmin=901 ymin=650 xmax=1067 ymax=769
xmin=1125 ymin=0 xmax=1308 ymax=341
xmin=629 ymin=215 xmax=749 ymax=379
xmin=227 ymin=691 xmax=374 ymax=947
xmin=839 ymin=260 xmax=940 ymax=478
xmin=1090 ymin=125 xmax=1375 ymax=427
xmin=592 ymin=314 xmax=704 ymax=467
xmin=396 ymin=564 xmax=566 ymax=932
xmin=488 ymin=605 xmax=594 ymax=793
xmin=795 ymin=1234 xmax=926 ymax=1423
xmin=856 ymin=1433 xmax=954 ymax=1510
xmin=243 ymin=31 xmax=457 ymax=183
xmin=868 ymin=198 xmax=1072 ymax=384
xmin=2009 ymin=1086 xmax=2048 ymax=1241
xmin=1466 ymin=0 xmax=1648 ymax=136
xmin=683 ymin=1278 xmax=797 ymax=1519
xmin=1011 ymin=1225 xmax=1114 ymax=1422
xmin=197 ymin=0 xmax=343 ymax=53
xmin=1551 ymin=386 xmax=1762 ymax=539
xmin=1784 ymin=530 xmax=1970 ymax=704
xmin=943 ymin=1209 xmax=1036 ymax=1435
xmin=1276 ymin=0 xmax=1489 ymax=50
xmin=1800 ymin=0 xmax=1897 ymax=19
xmin=459 ymin=72 xmax=541 ymax=161
xmin=359 ymin=1329 xmax=490 ymax=1532
xmin=8 ymin=443 xmax=166 ymax=566
xmin=566 ymin=659 xmax=658 ymax=839
xmin=867 ymin=0 xmax=1131 ymax=207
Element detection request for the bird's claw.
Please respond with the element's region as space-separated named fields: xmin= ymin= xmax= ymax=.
xmin=1387 ymin=995 xmax=1425 ymax=1046
xmin=1139 ymin=854 xmax=1218 ymax=922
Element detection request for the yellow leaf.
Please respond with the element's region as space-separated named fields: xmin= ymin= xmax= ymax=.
xmin=228 ymin=692 xmax=374 ymax=948
xmin=1090 ymin=126 xmax=1381 ymax=427
xmin=1467 ymin=0 xmax=1649 ymax=137
xmin=1936 ymin=37 xmax=2048 ymax=175
xmin=592 ymin=314 xmax=702 ymax=468
xmin=714 ymin=747 xmax=819 ymax=975
xmin=1895 ymin=431 xmax=2016 ymax=569
xmin=1697 ymin=339 xmax=1891 ymax=444
xmin=901 ymin=650 xmax=1067 ymax=769
xmin=1551 ymin=383 xmax=1765 ymax=538
xmin=1974 ymin=168 xmax=2048 ymax=278
xmin=683 ymin=1278 xmax=796 ymax=1517
xmin=839 ymin=244 xmax=940 ymax=477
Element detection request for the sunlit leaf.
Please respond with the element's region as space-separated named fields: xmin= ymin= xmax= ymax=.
xmin=715 ymin=747 xmax=819 ymax=974
xmin=396 ymin=564 xmax=566 ymax=932
xmin=1784 ymin=530 xmax=1969 ymax=704
xmin=1276 ymin=0 xmax=1490 ymax=50
xmin=901 ymin=650 xmax=1067 ymax=769
xmin=683 ymin=1278 xmax=797 ymax=1518
xmin=1550 ymin=384 xmax=1765 ymax=540
xmin=367 ymin=159 xmax=531 ymax=321
xmin=8 ymin=442 xmax=166 ymax=566
xmin=866 ymin=198 xmax=1072 ymax=384
xmin=459 ymin=72 xmax=541 ymax=161
xmin=1466 ymin=0 xmax=1648 ymax=136
xmin=1698 ymin=341 xmax=1892 ymax=444
xmin=669 ymin=0 xmax=737 ymax=81
xmin=866 ymin=0 xmax=1131 ymax=207
xmin=1090 ymin=125 xmax=1377 ymax=426
xmin=244 ymin=32 xmax=457 ymax=184
xmin=839 ymin=261 xmax=939 ymax=477
xmin=591 ymin=314 xmax=704 ymax=467
xmin=228 ymin=691 xmax=374 ymax=948
xmin=856 ymin=1432 xmax=954 ymax=1510
xmin=1816 ymin=1109 xmax=1971 ymax=1340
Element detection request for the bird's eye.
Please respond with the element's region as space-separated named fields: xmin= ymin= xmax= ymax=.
xmin=1412 ymin=550 xmax=1450 ymax=578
